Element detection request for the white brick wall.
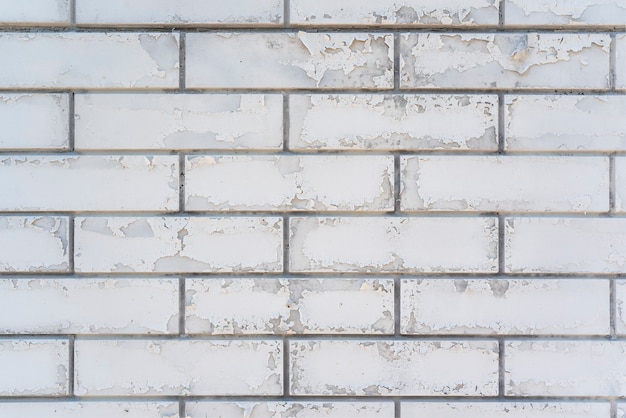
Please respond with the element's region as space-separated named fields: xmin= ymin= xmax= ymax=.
xmin=0 ymin=0 xmax=623 ymax=415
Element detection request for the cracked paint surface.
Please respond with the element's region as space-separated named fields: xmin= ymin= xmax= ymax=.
xmin=505 ymin=0 xmax=626 ymax=25
xmin=402 ymin=402 xmax=611 ymax=417
xmin=185 ymin=278 xmax=394 ymax=335
xmin=290 ymin=340 xmax=498 ymax=396
xmin=187 ymin=401 xmax=394 ymax=417
xmin=400 ymin=33 xmax=610 ymax=88
xmin=186 ymin=32 xmax=393 ymax=89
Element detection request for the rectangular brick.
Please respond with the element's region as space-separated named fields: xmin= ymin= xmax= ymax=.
xmin=400 ymin=33 xmax=610 ymax=89
xmin=505 ymin=341 xmax=626 ymax=396
xmin=400 ymin=156 xmax=609 ymax=212
xmin=76 ymin=0 xmax=282 ymax=25
xmin=0 ymin=216 xmax=69 ymax=272
xmin=505 ymin=0 xmax=626 ymax=26
xmin=0 ymin=402 xmax=179 ymax=417
xmin=0 ymin=94 xmax=68 ymax=150
xmin=74 ymin=217 xmax=282 ymax=273
xmin=75 ymin=339 xmax=282 ymax=396
xmin=186 ymin=33 xmax=393 ymax=89
xmin=290 ymin=0 xmax=499 ymax=26
xmin=401 ymin=278 xmax=609 ymax=335
xmin=289 ymin=94 xmax=498 ymax=151
xmin=0 ymin=156 xmax=178 ymax=211
xmin=505 ymin=95 xmax=626 ymax=152
xmin=505 ymin=218 xmax=626 ymax=273
xmin=289 ymin=217 xmax=498 ymax=273
xmin=0 ymin=339 xmax=68 ymax=396
xmin=185 ymin=155 xmax=393 ymax=211
xmin=0 ymin=279 xmax=179 ymax=334
xmin=615 ymin=280 xmax=626 ymax=335
xmin=617 ymin=34 xmax=626 ymax=89
xmin=402 ymin=402 xmax=610 ymax=417
xmin=75 ymin=94 xmax=282 ymax=151
xmin=187 ymin=402 xmax=394 ymax=417
xmin=0 ymin=33 xmax=179 ymax=89
xmin=185 ymin=278 xmax=394 ymax=335
xmin=617 ymin=157 xmax=626 ymax=213
xmin=290 ymin=340 xmax=498 ymax=396
xmin=0 ymin=0 xmax=69 ymax=25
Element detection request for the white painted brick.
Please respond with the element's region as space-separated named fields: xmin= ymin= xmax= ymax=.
xmin=0 ymin=402 xmax=179 ymax=418
xmin=617 ymin=34 xmax=626 ymax=89
xmin=289 ymin=217 xmax=498 ymax=273
xmin=186 ymin=33 xmax=393 ymax=89
xmin=75 ymin=94 xmax=282 ymax=151
xmin=401 ymin=156 xmax=609 ymax=212
xmin=185 ymin=155 xmax=393 ymax=211
xmin=0 ymin=216 xmax=68 ymax=272
xmin=0 ymin=339 xmax=68 ymax=396
xmin=402 ymin=402 xmax=611 ymax=417
xmin=76 ymin=0 xmax=282 ymax=25
xmin=0 ymin=33 xmax=179 ymax=88
xmin=289 ymin=94 xmax=497 ymax=151
xmin=75 ymin=339 xmax=282 ymax=396
xmin=617 ymin=157 xmax=626 ymax=213
xmin=290 ymin=0 xmax=499 ymax=26
xmin=290 ymin=340 xmax=498 ymax=396
xmin=0 ymin=0 xmax=69 ymax=25
xmin=401 ymin=278 xmax=609 ymax=335
xmin=187 ymin=402 xmax=394 ymax=417
xmin=0 ymin=94 xmax=68 ymax=150
xmin=505 ymin=218 xmax=626 ymax=273
xmin=74 ymin=217 xmax=282 ymax=273
xmin=185 ymin=278 xmax=394 ymax=335
xmin=0 ymin=279 xmax=179 ymax=334
xmin=615 ymin=280 xmax=626 ymax=335
xmin=506 ymin=341 xmax=626 ymax=396
xmin=505 ymin=0 xmax=626 ymax=26
xmin=400 ymin=33 xmax=610 ymax=89
xmin=505 ymin=95 xmax=626 ymax=152
xmin=0 ymin=156 xmax=178 ymax=211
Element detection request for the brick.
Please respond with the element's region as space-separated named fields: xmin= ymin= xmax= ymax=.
xmin=400 ymin=33 xmax=610 ymax=89
xmin=0 ymin=0 xmax=69 ymax=25
xmin=187 ymin=402 xmax=394 ymax=417
xmin=505 ymin=341 xmax=626 ymax=396
xmin=505 ymin=218 xmax=626 ymax=273
xmin=617 ymin=157 xmax=626 ymax=213
xmin=289 ymin=94 xmax=498 ymax=151
xmin=401 ymin=156 xmax=609 ymax=212
xmin=617 ymin=34 xmax=626 ymax=89
xmin=505 ymin=0 xmax=626 ymax=26
xmin=290 ymin=0 xmax=499 ymax=26
xmin=615 ymin=280 xmax=626 ymax=335
xmin=0 ymin=156 xmax=178 ymax=211
xmin=401 ymin=278 xmax=609 ymax=335
xmin=0 ymin=339 xmax=68 ymax=396
xmin=185 ymin=155 xmax=393 ymax=211
xmin=505 ymin=95 xmax=626 ymax=152
xmin=75 ymin=94 xmax=282 ymax=151
xmin=290 ymin=340 xmax=498 ymax=396
xmin=75 ymin=339 xmax=282 ymax=396
xmin=186 ymin=33 xmax=393 ymax=89
xmin=76 ymin=0 xmax=282 ymax=25
xmin=402 ymin=402 xmax=610 ymax=417
xmin=0 ymin=216 xmax=69 ymax=272
xmin=0 ymin=279 xmax=179 ymax=334
xmin=0 ymin=402 xmax=179 ymax=418
xmin=289 ymin=217 xmax=498 ymax=273
xmin=185 ymin=278 xmax=394 ymax=335
xmin=0 ymin=33 xmax=179 ymax=89
xmin=74 ymin=217 xmax=282 ymax=273
xmin=0 ymin=94 xmax=68 ymax=150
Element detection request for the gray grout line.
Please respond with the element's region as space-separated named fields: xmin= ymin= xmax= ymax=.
xmin=179 ymin=154 xmax=186 ymax=213
xmin=283 ymin=338 xmax=290 ymax=397
xmin=68 ymin=92 xmax=75 ymax=152
xmin=394 ymin=277 xmax=401 ymax=337
xmin=393 ymin=33 xmax=400 ymax=91
xmin=179 ymin=398 xmax=186 ymax=418
xmin=68 ymin=216 xmax=75 ymax=273
xmin=394 ymin=398 xmax=401 ymax=417
xmin=610 ymin=33 xmax=617 ymax=91
xmin=498 ymin=338 xmax=506 ymax=397
xmin=611 ymin=399 xmax=618 ymax=418
xmin=283 ymin=0 xmax=290 ymax=27
xmin=283 ymin=94 xmax=290 ymax=153
xmin=610 ymin=155 xmax=616 ymax=215
xmin=179 ymin=278 xmax=186 ymax=337
xmin=69 ymin=0 xmax=76 ymax=27
xmin=68 ymin=335 xmax=75 ymax=397
xmin=610 ymin=278 xmax=617 ymax=339
xmin=497 ymin=93 xmax=505 ymax=154
xmin=394 ymin=155 xmax=401 ymax=213
xmin=179 ymin=32 xmax=186 ymax=92
xmin=498 ymin=216 xmax=505 ymax=274
xmin=498 ymin=0 xmax=505 ymax=27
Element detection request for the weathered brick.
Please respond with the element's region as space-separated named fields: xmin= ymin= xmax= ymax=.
xmin=289 ymin=94 xmax=498 ymax=151
xmin=185 ymin=278 xmax=394 ymax=335
xmin=617 ymin=157 xmax=626 ymax=213
xmin=0 ymin=402 xmax=179 ymax=418
xmin=187 ymin=402 xmax=394 ymax=417
xmin=402 ymin=402 xmax=610 ymax=417
xmin=617 ymin=34 xmax=626 ymax=89
xmin=0 ymin=279 xmax=179 ymax=334
xmin=75 ymin=94 xmax=282 ymax=151
xmin=186 ymin=33 xmax=393 ymax=89
xmin=401 ymin=278 xmax=609 ymax=335
xmin=0 ymin=156 xmax=178 ymax=211
xmin=290 ymin=340 xmax=498 ymax=396
xmin=74 ymin=217 xmax=282 ymax=273
xmin=289 ymin=217 xmax=498 ymax=273
xmin=614 ymin=279 xmax=626 ymax=335
xmin=0 ymin=0 xmax=69 ymax=25
xmin=185 ymin=155 xmax=393 ymax=211
xmin=400 ymin=33 xmax=610 ymax=89
xmin=75 ymin=339 xmax=282 ymax=396
xmin=505 ymin=0 xmax=626 ymax=26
